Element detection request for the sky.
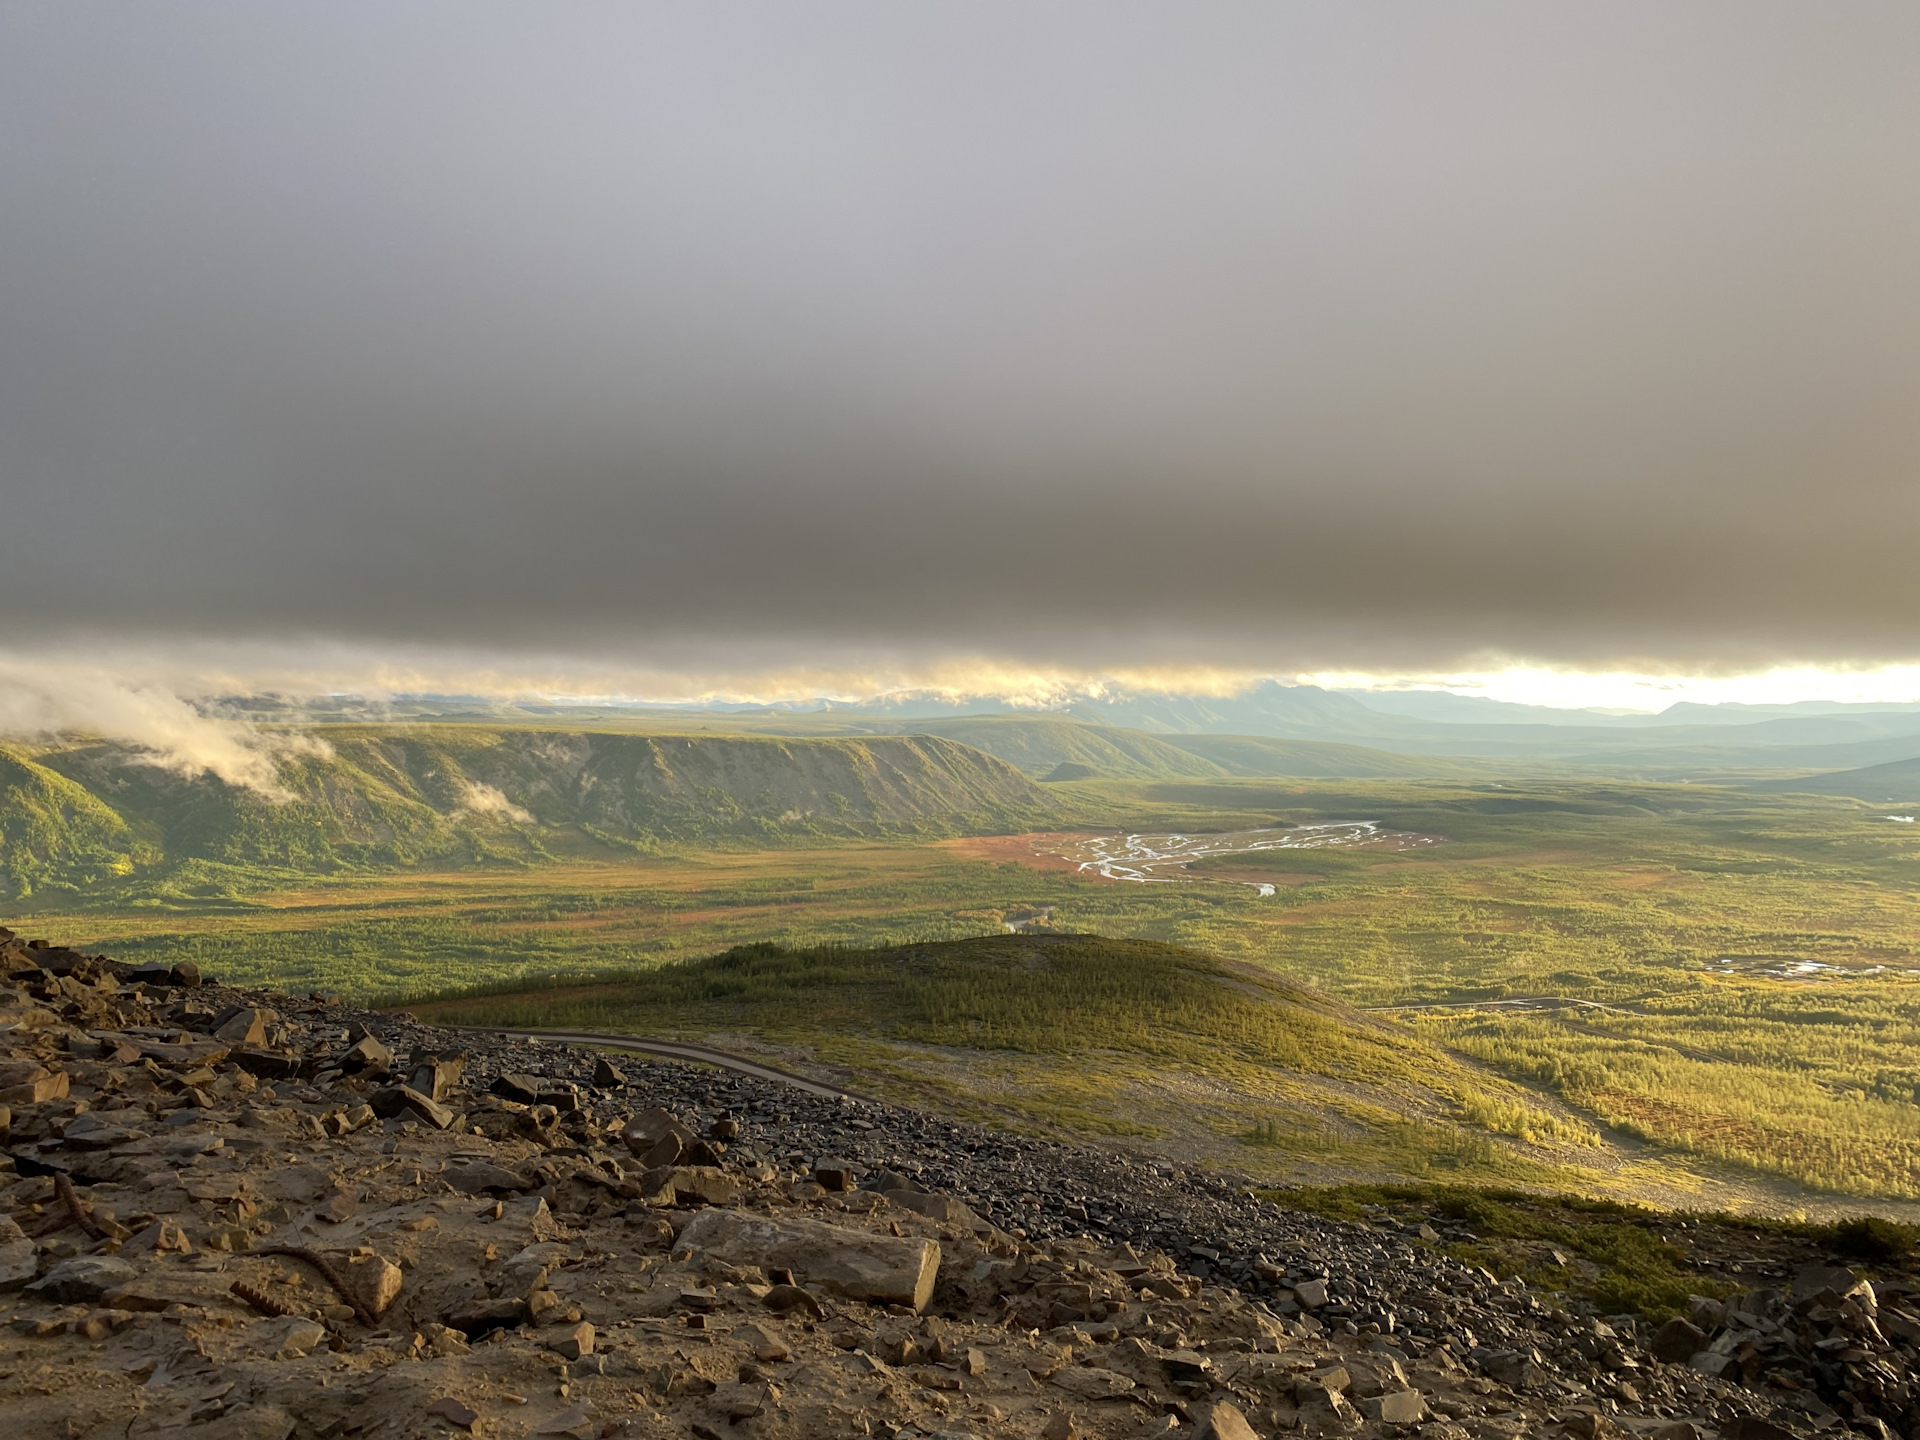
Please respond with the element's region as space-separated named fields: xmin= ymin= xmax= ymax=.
xmin=5 ymin=3 xmax=1920 ymax=726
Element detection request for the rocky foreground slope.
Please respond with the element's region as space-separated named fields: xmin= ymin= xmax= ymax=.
xmin=0 ymin=926 xmax=1913 ymax=1440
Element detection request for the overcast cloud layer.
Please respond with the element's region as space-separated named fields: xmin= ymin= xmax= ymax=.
xmin=4 ymin=3 xmax=1920 ymax=684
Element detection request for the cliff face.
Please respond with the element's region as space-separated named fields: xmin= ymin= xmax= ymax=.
xmin=2 ymin=728 xmax=1059 ymax=895
xmin=0 ymin=925 xmax=1905 ymax=1440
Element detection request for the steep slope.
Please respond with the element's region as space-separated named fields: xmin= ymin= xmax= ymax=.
xmin=892 ymin=716 xmax=1229 ymax=779
xmin=409 ymin=933 xmax=1608 ymax=1187
xmin=808 ymin=714 xmax=1459 ymax=780
xmin=1758 ymin=754 xmax=1920 ymax=803
xmin=0 ymin=744 xmax=149 ymax=899
xmin=1066 ymin=680 xmax=1411 ymax=739
xmin=21 ymin=728 xmax=1060 ymax=889
xmin=11 ymin=928 xmax=1891 ymax=1439
xmin=1157 ymin=733 xmax=1470 ymax=779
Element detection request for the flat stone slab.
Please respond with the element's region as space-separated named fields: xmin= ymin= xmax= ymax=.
xmin=676 ymin=1209 xmax=941 ymax=1312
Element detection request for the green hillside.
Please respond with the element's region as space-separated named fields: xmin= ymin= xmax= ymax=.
xmin=3 ymin=728 xmax=1058 ymax=899
xmin=405 ymin=932 xmax=1607 ymax=1185
xmin=836 ymin=715 xmax=1455 ymax=781
xmin=895 ymin=716 xmax=1228 ymax=779
xmin=1760 ymin=754 xmax=1920 ymax=803
xmin=1159 ymin=732 xmax=1469 ymax=778
xmin=0 ymin=745 xmax=152 ymax=897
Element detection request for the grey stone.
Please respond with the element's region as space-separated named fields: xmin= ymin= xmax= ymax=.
xmin=663 ymin=1165 xmax=740 ymax=1206
xmin=0 ymin=1216 xmax=37 ymax=1291
xmin=271 ymin=1317 xmax=328 ymax=1359
xmin=446 ymin=1161 xmax=528 ymax=1194
xmin=58 ymin=1110 xmax=148 ymax=1150
xmin=492 ymin=1072 xmax=542 ymax=1104
xmin=340 ymin=1034 xmax=393 ymax=1076
xmin=1359 ymin=1390 xmax=1428 ymax=1425
xmin=886 ymin=1188 xmax=990 ymax=1231
xmin=1650 ymin=1317 xmax=1707 ymax=1362
xmin=212 ymin=1007 xmax=271 ymax=1045
xmin=27 ymin=1254 xmax=138 ymax=1303
xmin=369 ymin=1083 xmax=453 ymax=1129
xmin=677 ymin=1208 xmax=941 ymax=1312
xmin=1198 ymin=1401 xmax=1260 ymax=1440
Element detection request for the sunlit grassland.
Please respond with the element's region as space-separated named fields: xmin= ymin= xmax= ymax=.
xmin=404 ymin=934 xmax=1615 ymax=1188
xmin=1418 ymin=988 xmax=1920 ymax=1198
xmin=13 ymin=775 xmax=1920 ymax=1202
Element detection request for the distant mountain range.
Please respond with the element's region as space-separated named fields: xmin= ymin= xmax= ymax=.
xmin=217 ymin=682 xmax=1920 ymax=781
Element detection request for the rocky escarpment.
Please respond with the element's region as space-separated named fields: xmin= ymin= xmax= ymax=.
xmin=0 ymin=925 xmax=1912 ymax=1440
xmin=3 ymin=727 xmax=1059 ymax=897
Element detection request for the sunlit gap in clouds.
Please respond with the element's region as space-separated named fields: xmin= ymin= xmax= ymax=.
xmin=9 ymin=644 xmax=1920 ymax=751
xmin=1308 ymin=664 xmax=1920 ymax=712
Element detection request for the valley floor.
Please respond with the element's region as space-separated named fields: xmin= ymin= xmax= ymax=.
xmin=15 ymin=776 xmax=1920 ymax=1214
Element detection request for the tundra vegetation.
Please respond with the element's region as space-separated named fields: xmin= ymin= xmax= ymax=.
xmin=7 ymin=725 xmax=1920 ymax=1209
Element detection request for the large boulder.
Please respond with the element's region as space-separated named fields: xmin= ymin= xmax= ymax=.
xmin=676 ymin=1209 xmax=941 ymax=1312
xmin=622 ymin=1106 xmax=696 ymax=1161
xmin=210 ymin=1007 xmax=272 ymax=1045
xmin=1649 ymin=1317 xmax=1708 ymax=1362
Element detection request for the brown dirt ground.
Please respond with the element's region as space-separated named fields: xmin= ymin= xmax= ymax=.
xmin=936 ymin=832 xmax=1126 ymax=879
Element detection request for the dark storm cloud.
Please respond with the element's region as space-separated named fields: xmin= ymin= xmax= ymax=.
xmin=4 ymin=3 xmax=1919 ymax=676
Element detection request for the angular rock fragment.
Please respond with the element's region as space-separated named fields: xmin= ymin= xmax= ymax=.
xmin=230 ymin=1047 xmax=302 ymax=1080
xmin=593 ymin=1055 xmax=627 ymax=1088
xmin=28 ymin=1254 xmax=139 ymax=1303
xmin=737 ymin=1322 xmax=790 ymax=1362
xmin=1649 ymin=1316 xmax=1708 ymax=1362
xmin=351 ymin=1254 xmax=404 ymax=1318
xmin=1 ymin=1067 xmax=68 ymax=1105
xmin=678 ymin=1208 xmax=941 ymax=1311
xmin=493 ymin=1072 xmax=544 ymax=1104
xmin=340 ymin=1034 xmax=393 ymax=1076
xmin=271 ymin=1317 xmax=328 ymax=1359
xmin=0 ymin=1216 xmax=37 ymax=1291
xmin=407 ymin=1052 xmax=465 ymax=1100
xmin=1472 ymin=1347 xmax=1543 ymax=1389
xmin=1292 ymin=1277 xmax=1329 ymax=1308
xmin=424 ymin=1398 xmax=480 ymax=1431
xmin=57 ymin=1110 xmax=147 ymax=1150
xmin=885 ymin=1188 xmax=989 ymax=1231
xmin=638 ymin=1131 xmax=684 ymax=1168
xmin=446 ymin=1161 xmax=528 ymax=1194
xmin=370 ymin=1083 xmax=454 ymax=1129
xmin=659 ymin=1165 xmax=739 ymax=1207
xmin=1359 ymin=1390 xmax=1428 ymax=1424
xmin=622 ymin=1105 xmax=695 ymax=1153
xmin=1199 ymin=1402 xmax=1261 ymax=1440
xmin=763 ymin=1284 xmax=826 ymax=1317
xmin=212 ymin=1007 xmax=271 ymax=1045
